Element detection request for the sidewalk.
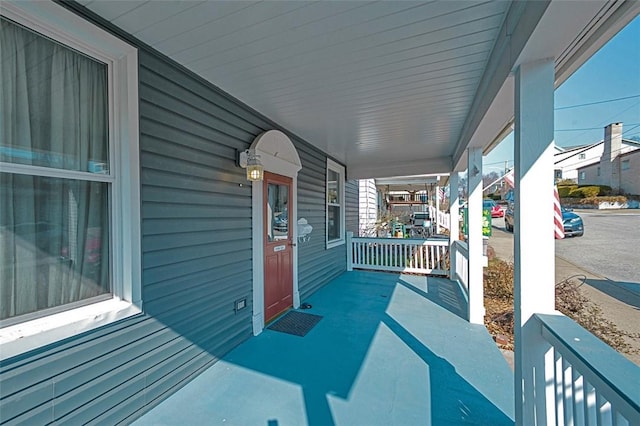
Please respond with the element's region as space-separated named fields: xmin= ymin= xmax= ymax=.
xmin=488 ymin=222 xmax=640 ymax=366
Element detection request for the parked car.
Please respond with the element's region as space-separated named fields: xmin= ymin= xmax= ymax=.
xmin=483 ymin=199 xmax=504 ymax=218
xmin=560 ymin=207 xmax=584 ymax=237
xmin=504 ymin=205 xmax=584 ymax=237
xmin=504 ymin=205 xmax=514 ymax=232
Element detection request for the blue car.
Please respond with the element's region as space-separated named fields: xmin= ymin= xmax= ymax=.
xmin=504 ymin=205 xmax=584 ymax=237
xmin=561 ymin=207 xmax=584 ymax=237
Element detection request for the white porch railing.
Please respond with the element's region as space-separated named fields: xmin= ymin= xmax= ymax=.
xmin=531 ymin=314 xmax=640 ymax=425
xmin=450 ymin=240 xmax=469 ymax=291
xmin=346 ymin=232 xmax=449 ymax=275
xmin=428 ymin=205 xmax=450 ymax=232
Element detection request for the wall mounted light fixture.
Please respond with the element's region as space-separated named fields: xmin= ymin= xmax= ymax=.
xmin=238 ymin=149 xmax=264 ymax=181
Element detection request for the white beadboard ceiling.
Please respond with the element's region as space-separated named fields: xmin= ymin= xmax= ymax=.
xmin=78 ymin=0 xmax=639 ymax=179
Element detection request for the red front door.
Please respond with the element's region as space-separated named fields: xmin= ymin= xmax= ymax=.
xmin=263 ymin=172 xmax=293 ymax=323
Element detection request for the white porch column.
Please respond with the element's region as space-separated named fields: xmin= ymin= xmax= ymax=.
xmin=513 ymin=58 xmax=556 ymax=426
xmin=435 ymin=177 xmax=441 ymax=234
xmin=467 ymin=147 xmax=485 ymax=324
xmin=448 ymin=173 xmax=460 ymax=281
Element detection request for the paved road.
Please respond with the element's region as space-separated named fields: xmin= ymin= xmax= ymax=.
xmin=555 ymin=210 xmax=640 ymax=286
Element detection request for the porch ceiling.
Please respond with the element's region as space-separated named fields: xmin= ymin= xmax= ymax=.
xmin=77 ymin=0 xmax=639 ymax=179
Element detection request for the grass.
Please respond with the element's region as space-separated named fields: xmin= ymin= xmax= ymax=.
xmin=483 ymin=257 xmax=639 ymax=355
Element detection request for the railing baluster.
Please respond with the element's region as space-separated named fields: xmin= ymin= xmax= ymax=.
xmin=564 ymin=358 xmax=574 ymax=426
xmin=385 ymin=242 xmax=389 ymax=267
xmin=365 ymin=242 xmax=370 ymax=266
xmin=585 ymin=379 xmax=597 ymax=426
xmin=555 ymin=349 xmax=565 ymax=426
xmin=597 ymin=394 xmax=612 ymax=426
xmin=573 ymin=368 xmax=585 ymax=425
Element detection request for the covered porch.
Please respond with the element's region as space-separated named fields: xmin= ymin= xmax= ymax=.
xmin=134 ymin=270 xmax=514 ymax=425
xmin=2 ymin=1 xmax=638 ymax=424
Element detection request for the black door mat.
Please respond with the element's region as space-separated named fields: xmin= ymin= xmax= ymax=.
xmin=267 ymin=311 xmax=323 ymax=337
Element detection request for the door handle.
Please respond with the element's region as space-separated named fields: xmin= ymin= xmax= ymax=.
xmin=289 ymin=242 xmax=297 ymax=247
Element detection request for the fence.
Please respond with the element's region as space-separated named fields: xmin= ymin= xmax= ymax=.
xmin=346 ymin=232 xmax=449 ymax=275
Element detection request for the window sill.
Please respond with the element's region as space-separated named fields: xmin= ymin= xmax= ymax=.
xmin=0 ymin=298 xmax=141 ymax=361
xmin=326 ymin=238 xmax=345 ymax=249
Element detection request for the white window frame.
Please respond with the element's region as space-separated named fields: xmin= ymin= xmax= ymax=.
xmin=326 ymin=158 xmax=345 ymax=248
xmin=0 ymin=1 xmax=141 ymax=361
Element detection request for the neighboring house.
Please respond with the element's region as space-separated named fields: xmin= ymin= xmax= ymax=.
xmin=575 ymin=123 xmax=640 ymax=194
xmin=554 ymin=122 xmax=640 ymax=183
xmin=374 ymin=175 xmax=444 ymax=223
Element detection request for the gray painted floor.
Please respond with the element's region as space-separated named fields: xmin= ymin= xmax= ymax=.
xmin=134 ymin=271 xmax=514 ymax=425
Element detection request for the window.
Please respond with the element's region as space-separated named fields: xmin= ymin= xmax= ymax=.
xmin=0 ymin=2 xmax=140 ymax=358
xmin=579 ymin=153 xmax=586 ymax=159
xmin=579 ymin=171 xmax=586 ymax=181
xmin=597 ymin=167 xmax=601 ymax=176
xmin=622 ymin=159 xmax=630 ymax=171
xmin=326 ymin=159 xmax=345 ymax=248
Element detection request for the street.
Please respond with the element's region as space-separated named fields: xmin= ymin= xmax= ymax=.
xmin=555 ymin=210 xmax=640 ymax=286
xmin=490 ymin=210 xmax=640 ymax=287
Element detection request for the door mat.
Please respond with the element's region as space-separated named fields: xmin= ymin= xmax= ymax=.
xmin=267 ymin=311 xmax=323 ymax=337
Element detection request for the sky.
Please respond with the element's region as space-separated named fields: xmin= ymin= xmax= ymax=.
xmin=483 ymin=15 xmax=640 ymax=173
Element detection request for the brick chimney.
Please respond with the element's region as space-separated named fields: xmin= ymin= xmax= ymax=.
xmin=600 ymin=122 xmax=622 ymax=191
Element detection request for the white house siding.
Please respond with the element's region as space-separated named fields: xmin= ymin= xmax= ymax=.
xmin=555 ymin=139 xmax=640 ymax=182
xmin=358 ymin=179 xmax=378 ymax=236
xmin=578 ymin=151 xmax=640 ymax=196
xmin=0 ymin=5 xmax=357 ymax=425
xmin=555 ymin=143 xmax=603 ymax=181
xmin=620 ymin=151 xmax=640 ymax=195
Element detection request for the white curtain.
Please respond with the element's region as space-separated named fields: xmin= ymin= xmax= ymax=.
xmin=0 ymin=18 xmax=110 ymax=322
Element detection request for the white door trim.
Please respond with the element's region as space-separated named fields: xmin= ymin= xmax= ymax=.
xmin=250 ymin=130 xmax=302 ymax=335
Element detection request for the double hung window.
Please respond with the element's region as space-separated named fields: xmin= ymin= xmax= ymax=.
xmin=0 ymin=2 xmax=140 ymax=357
xmin=326 ymin=159 xmax=345 ymax=248
xmin=1 ymin=17 xmax=111 ymax=323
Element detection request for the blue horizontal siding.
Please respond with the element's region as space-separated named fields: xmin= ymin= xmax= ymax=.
xmin=0 ymin=9 xmax=357 ymax=426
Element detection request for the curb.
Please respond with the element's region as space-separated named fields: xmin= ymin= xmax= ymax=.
xmin=555 ymin=254 xmax=606 ymax=280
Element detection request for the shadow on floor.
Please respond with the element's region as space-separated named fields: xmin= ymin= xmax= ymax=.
xmin=134 ymin=271 xmax=514 ymax=426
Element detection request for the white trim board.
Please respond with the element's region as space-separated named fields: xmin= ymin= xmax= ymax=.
xmin=250 ymin=131 xmax=302 ymax=335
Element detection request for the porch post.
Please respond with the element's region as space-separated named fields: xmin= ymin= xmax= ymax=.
xmin=467 ymin=147 xmax=485 ymax=324
xmin=448 ymin=173 xmax=460 ymax=281
xmin=346 ymin=231 xmax=353 ymax=272
xmin=435 ymin=177 xmax=441 ymax=234
xmin=513 ymin=58 xmax=556 ymax=425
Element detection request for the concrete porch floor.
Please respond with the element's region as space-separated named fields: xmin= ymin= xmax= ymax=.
xmin=134 ymin=271 xmax=514 ymax=425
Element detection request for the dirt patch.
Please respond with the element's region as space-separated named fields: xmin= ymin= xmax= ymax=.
xmin=484 ymin=257 xmax=640 ymax=357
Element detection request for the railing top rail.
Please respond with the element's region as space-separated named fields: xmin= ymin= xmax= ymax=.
xmin=536 ymin=313 xmax=640 ymax=412
xmin=350 ymin=236 xmax=449 ymax=246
